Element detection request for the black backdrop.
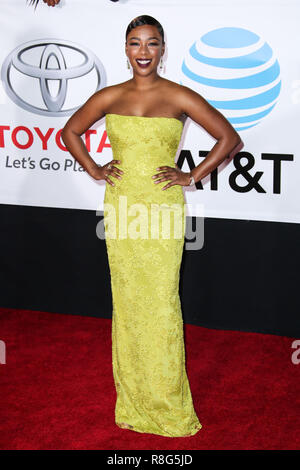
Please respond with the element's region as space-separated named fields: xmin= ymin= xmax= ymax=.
xmin=1 ymin=203 xmax=299 ymax=337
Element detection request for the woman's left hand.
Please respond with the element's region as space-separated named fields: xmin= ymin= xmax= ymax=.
xmin=152 ymin=163 xmax=191 ymax=190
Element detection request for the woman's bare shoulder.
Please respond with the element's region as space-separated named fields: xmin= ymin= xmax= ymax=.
xmin=161 ymin=79 xmax=204 ymax=101
xmin=157 ymin=79 xmax=196 ymax=118
xmin=157 ymin=77 xmax=183 ymax=92
xmin=93 ymin=82 xmax=125 ymax=99
xmin=90 ymin=81 xmax=131 ymax=112
xmin=158 ymin=78 xmax=200 ymax=103
xmin=160 ymin=80 xmax=213 ymax=118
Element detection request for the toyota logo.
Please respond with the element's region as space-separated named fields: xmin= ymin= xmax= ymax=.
xmin=1 ymin=39 xmax=107 ymax=116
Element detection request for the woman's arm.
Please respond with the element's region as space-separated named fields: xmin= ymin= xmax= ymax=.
xmin=61 ymin=88 xmax=112 ymax=178
xmin=178 ymin=86 xmax=242 ymax=184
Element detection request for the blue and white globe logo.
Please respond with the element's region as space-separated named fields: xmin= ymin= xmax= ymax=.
xmin=181 ymin=27 xmax=281 ymax=131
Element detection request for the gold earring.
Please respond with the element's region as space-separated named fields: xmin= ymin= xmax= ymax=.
xmin=159 ymin=58 xmax=163 ymax=70
xmin=127 ymin=58 xmax=130 ymax=69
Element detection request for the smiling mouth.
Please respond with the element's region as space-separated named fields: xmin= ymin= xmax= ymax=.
xmin=136 ymin=59 xmax=152 ymax=67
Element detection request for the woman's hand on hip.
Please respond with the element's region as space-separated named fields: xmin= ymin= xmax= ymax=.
xmin=91 ymin=160 xmax=123 ymax=186
xmin=152 ymin=163 xmax=191 ymax=190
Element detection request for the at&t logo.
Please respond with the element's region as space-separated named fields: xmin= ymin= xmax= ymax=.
xmin=181 ymin=26 xmax=281 ymax=131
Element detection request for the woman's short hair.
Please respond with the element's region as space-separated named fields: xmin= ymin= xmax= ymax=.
xmin=125 ymin=15 xmax=165 ymax=44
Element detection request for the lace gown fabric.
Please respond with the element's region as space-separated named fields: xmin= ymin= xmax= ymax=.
xmin=103 ymin=113 xmax=202 ymax=437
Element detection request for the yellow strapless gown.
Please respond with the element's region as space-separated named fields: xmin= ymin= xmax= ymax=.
xmin=103 ymin=113 xmax=202 ymax=437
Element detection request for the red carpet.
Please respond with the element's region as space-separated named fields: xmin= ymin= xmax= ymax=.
xmin=0 ymin=307 xmax=299 ymax=450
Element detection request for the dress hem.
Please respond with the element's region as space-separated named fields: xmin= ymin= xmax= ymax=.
xmin=116 ymin=421 xmax=203 ymax=438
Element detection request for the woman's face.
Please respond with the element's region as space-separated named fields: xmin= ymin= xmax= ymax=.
xmin=125 ymin=24 xmax=165 ymax=75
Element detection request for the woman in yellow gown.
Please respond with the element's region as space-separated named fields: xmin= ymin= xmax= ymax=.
xmin=61 ymin=15 xmax=241 ymax=438
xmin=104 ymin=112 xmax=198 ymax=437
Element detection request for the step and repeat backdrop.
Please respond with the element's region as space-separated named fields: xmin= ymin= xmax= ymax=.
xmin=0 ymin=0 xmax=299 ymax=223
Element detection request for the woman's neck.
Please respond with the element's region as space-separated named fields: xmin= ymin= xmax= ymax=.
xmin=130 ymin=73 xmax=162 ymax=91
